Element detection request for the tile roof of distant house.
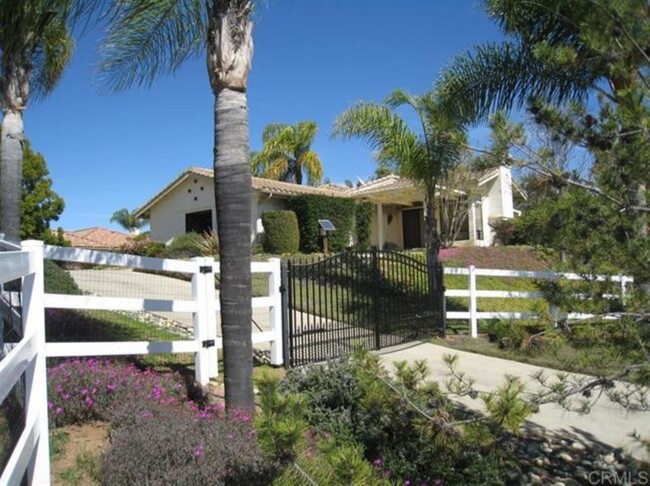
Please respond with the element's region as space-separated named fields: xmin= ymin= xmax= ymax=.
xmin=134 ymin=166 xmax=510 ymax=218
xmin=134 ymin=167 xmax=354 ymax=217
xmin=63 ymin=227 xmax=132 ymax=250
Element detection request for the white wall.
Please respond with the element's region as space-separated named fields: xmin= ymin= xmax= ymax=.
xmin=149 ymin=175 xmax=216 ymax=243
xmin=149 ymin=176 xmax=293 ymax=244
xmin=370 ymin=204 xmax=405 ymax=249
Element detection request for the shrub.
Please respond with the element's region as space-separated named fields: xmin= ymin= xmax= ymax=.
xmin=193 ymin=229 xmax=220 ymax=256
xmin=47 ymin=359 xmax=187 ymax=428
xmin=354 ymin=202 xmax=373 ymax=250
xmin=120 ymin=235 xmax=165 ymax=257
xmin=44 ymin=260 xmax=81 ymax=295
xmin=161 ymin=232 xmax=203 ymax=259
xmin=288 ymin=195 xmax=355 ymax=253
xmin=101 ymin=406 xmax=276 ymax=485
xmin=281 ymin=348 xmax=520 ymax=484
xmin=489 ymin=218 xmax=518 ymax=246
xmin=261 ymin=211 xmax=299 ymax=254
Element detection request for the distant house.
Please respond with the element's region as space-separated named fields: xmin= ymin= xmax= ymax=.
xmin=134 ymin=166 xmax=518 ymax=249
xmin=63 ymin=227 xmax=132 ymax=251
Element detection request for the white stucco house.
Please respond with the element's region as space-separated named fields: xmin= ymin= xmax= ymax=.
xmin=134 ymin=166 xmax=519 ymax=249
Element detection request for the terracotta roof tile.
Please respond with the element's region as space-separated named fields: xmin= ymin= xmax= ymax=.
xmin=63 ymin=227 xmax=132 ymax=250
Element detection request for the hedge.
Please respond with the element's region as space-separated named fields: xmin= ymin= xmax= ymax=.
xmin=288 ymin=195 xmax=356 ymax=253
xmin=354 ymin=202 xmax=373 ymax=250
xmin=261 ymin=210 xmax=299 ymax=254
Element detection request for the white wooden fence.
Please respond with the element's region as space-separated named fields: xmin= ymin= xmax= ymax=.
xmin=0 ymin=241 xmax=51 ymax=485
xmin=40 ymin=244 xmax=283 ymax=385
xmin=0 ymin=240 xmax=283 ymax=485
xmin=443 ymin=265 xmax=633 ymax=338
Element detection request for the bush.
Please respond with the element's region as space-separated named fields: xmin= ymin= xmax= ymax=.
xmin=44 ymin=260 xmax=81 ymax=295
xmin=193 ymin=229 xmax=220 ymax=256
xmin=161 ymin=232 xmax=204 ymax=259
xmin=120 ymin=235 xmax=165 ymax=257
xmin=489 ymin=218 xmax=517 ymax=246
xmin=261 ymin=211 xmax=299 ymax=254
xmin=101 ymin=405 xmax=275 ymax=485
xmin=281 ymin=348 xmax=519 ymax=484
xmin=47 ymin=359 xmax=187 ymax=428
xmin=288 ymin=195 xmax=355 ymax=253
xmin=354 ymin=202 xmax=373 ymax=250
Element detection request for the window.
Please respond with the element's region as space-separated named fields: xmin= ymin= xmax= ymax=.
xmin=185 ymin=210 xmax=212 ymax=234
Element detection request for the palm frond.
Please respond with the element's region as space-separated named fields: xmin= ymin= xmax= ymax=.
xmin=30 ymin=14 xmax=74 ymax=99
xmin=263 ymin=156 xmax=289 ymax=181
xmin=295 ymin=121 xmax=318 ymax=148
xmin=262 ymin=122 xmax=289 ymax=143
xmin=298 ymin=150 xmax=323 ymax=185
xmin=437 ymin=41 xmax=595 ymax=123
xmin=333 ymin=102 xmax=425 ymax=170
xmin=98 ymin=0 xmax=206 ymax=92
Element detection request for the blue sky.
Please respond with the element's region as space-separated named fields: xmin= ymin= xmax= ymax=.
xmin=25 ymin=0 xmax=505 ymax=232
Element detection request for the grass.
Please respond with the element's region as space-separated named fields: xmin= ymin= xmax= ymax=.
xmin=432 ymin=320 xmax=648 ymax=381
xmin=56 ymin=450 xmax=100 ymax=485
xmin=45 ymin=308 xmax=196 ymax=370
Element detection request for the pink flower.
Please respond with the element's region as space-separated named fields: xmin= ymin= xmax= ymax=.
xmin=55 ymin=407 xmax=64 ymax=415
xmin=193 ymin=445 xmax=205 ymax=458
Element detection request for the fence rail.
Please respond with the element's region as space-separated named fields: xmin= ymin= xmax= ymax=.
xmin=0 ymin=239 xmax=285 ymax=485
xmin=443 ymin=264 xmax=633 ymax=337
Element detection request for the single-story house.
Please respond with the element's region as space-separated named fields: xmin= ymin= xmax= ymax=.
xmin=134 ymin=166 xmax=518 ymax=249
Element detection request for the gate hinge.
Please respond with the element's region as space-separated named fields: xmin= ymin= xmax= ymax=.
xmin=279 ymin=284 xmax=286 ymax=294
xmin=202 ymin=339 xmax=216 ymax=348
xmin=199 ymin=266 xmax=213 ymax=274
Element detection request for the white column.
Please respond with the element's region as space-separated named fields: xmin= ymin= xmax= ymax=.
xmin=268 ymin=258 xmax=283 ymax=365
xmin=376 ymin=203 xmax=384 ymax=250
xmin=481 ymin=198 xmax=491 ymax=245
xmin=469 ymin=201 xmax=477 ymax=243
xmin=21 ymin=240 xmax=51 ymax=484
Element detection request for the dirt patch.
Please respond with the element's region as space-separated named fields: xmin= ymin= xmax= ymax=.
xmin=51 ymin=421 xmax=109 ymax=485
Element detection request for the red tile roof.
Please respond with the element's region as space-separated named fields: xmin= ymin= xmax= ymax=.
xmin=63 ymin=227 xmax=132 ymax=250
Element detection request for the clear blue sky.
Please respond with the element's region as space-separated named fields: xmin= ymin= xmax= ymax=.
xmin=24 ymin=0 xmax=505 ymax=232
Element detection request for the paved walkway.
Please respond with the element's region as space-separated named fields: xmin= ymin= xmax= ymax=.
xmin=378 ymin=342 xmax=650 ymax=461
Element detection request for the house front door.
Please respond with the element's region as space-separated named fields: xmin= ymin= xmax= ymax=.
xmin=402 ymin=208 xmax=423 ymax=249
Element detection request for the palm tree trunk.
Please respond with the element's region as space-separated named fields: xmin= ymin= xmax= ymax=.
xmin=0 ymin=110 xmax=24 ymax=241
xmin=213 ymin=87 xmax=255 ymax=412
xmin=423 ymin=184 xmax=440 ymax=267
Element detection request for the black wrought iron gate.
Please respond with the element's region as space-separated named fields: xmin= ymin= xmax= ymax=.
xmin=281 ymin=250 xmax=445 ymax=367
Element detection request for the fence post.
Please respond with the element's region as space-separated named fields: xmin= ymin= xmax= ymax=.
xmin=267 ymin=258 xmax=283 ymax=366
xmin=468 ymin=265 xmax=478 ymax=338
xmin=280 ymin=261 xmax=291 ymax=369
xmin=203 ymin=257 xmax=218 ymax=379
xmin=21 ymin=240 xmax=51 ymax=484
xmin=192 ymin=257 xmax=215 ymax=385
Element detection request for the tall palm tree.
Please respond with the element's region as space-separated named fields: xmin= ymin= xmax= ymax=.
xmin=436 ymin=0 xmax=649 ymax=234
xmin=110 ymin=208 xmax=146 ymax=233
xmin=100 ymin=0 xmax=256 ymax=411
xmin=333 ymin=89 xmax=467 ymax=266
xmin=253 ymin=121 xmax=323 ymax=185
xmin=0 ymin=1 xmax=83 ymax=240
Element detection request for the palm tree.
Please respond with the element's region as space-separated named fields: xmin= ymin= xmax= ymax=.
xmin=110 ymin=208 xmax=146 ymax=233
xmin=100 ymin=0 xmax=256 ymax=411
xmin=253 ymin=121 xmax=323 ymax=185
xmin=333 ymin=89 xmax=467 ymax=266
xmin=0 ymin=2 xmax=84 ymax=240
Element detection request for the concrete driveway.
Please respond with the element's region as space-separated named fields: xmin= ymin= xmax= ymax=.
xmin=68 ymin=268 xmax=272 ymax=337
xmin=378 ymin=342 xmax=650 ymax=461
